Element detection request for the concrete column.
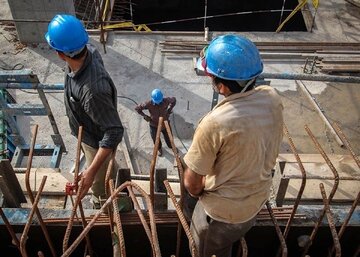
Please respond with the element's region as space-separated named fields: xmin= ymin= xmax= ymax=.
xmin=7 ymin=0 xmax=75 ymax=43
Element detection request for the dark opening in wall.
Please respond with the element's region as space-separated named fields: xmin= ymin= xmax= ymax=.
xmin=129 ymin=0 xmax=307 ymax=32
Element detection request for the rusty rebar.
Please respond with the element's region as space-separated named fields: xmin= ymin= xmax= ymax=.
xmin=319 ymin=183 xmax=341 ymax=257
xmin=20 ymin=176 xmax=47 ymax=257
xmin=64 ymin=126 xmax=93 ymax=256
xmin=25 ymin=125 xmax=56 ymax=257
xmin=328 ymin=190 xmax=360 ymax=257
xmin=0 ymin=207 xmax=20 ymax=250
xmin=266 ymin=201 xmax=287 ymax=257
xmin=109 ymin=179 xmax=126 ymax=257
xmin=61 ymin=181 xmax=161 ymax=257
xmin=164 ymin=120 xmax=185 ymax=257
xmin=333 ymin=122 xmax=360 ymax=169
xmin=104 ymin=152 xmax=116 ymax=252
xmin=301 ymin=125 xmax=340 ymax=257
xmin=275 ymin=125 xmax=307 ymax=257
xmin=236 ymin=237 xmax=248 ymax=257
xmin=164 ymin=180 xmax=198 ymax=257
xmin=149 ymin=117 xmax=164 ymax=207
xmin=127 ymin=187 xmax=156 ymax=257
xmin=282 ymin=124 xmax=307 ymax=238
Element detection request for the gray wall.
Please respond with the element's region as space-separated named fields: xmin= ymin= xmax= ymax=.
xmin=7 ymin=0 xmax=75 ymax=43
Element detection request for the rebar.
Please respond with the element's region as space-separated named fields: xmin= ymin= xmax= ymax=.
xmin=266 ymin=201 xmax=288 ymax=257
xmin=61 ymin=181 xmax=161 ymax=257
xmin=20 ymin=176 xmax=47 ymax=257
xmin=333 ymin=122 xmax=360 ymax=169
xmin=0 ymin=207 xmax=20 ymax=250
xmin=164 ymin=120 xmax=185 ymax=257
xmin=109 ymin=179 xmax=126 ymax=257
xmin=127 ymin=187 xmax=156 ymax=257
xmin=25 ymin=125 xmax=56 ymax=257
xmin=236 ymin=237 xmax=248 ymax=257
xmin=149 ymin=117 xmax=164 ymax=207
xmin=164 ymin=180 xmax=198 ymax=257
xmin=328 ymin=190 xmax=360 ymax=257
xmin=319 ymin=183 xmax=341 ymax=257
xmin=301 ymin=125 xmax=340 ymax=257
xmin=63 ymin=126 xmax=93 ymax=256
xmin=275 ymin=124 xmax=307 ymax=257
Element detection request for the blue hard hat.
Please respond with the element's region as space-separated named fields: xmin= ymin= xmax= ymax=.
xmin=204 ymin=34 xmax=263 ymax=81
xmin=151 ymin=89 xmax=163 ymax=104
xmin=45 ymin=14 xmax=89 ymax=53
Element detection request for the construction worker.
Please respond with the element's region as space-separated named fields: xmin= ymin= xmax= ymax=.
xmin=135 ymin=89 xmax=176 ymax=156
xmin=45 ymin=14 xmax=124 ymax=208
xmin=183 ymin=34 xmax=284 ymax=257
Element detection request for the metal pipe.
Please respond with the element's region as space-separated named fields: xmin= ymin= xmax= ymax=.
xmin=20 ymin=176 xmax=47 ymax=257
xmin=265 ymin=201 xmax=288 ymax=257
xmin=297 ymin=81 xmax=343 ymax=147
xmin=149 ymin=117 xmax=164 ymax=207
xmin=260 ymin=72 xmax=360 ymax=83
xmin=164 ymin=180 xmax=198 ymax=257
xmin=25 ymin=125 xmax=57 ymax=257
xmin=319 ymin=183 xmax=341 ymax=257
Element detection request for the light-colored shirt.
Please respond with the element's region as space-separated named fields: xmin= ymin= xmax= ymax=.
xmin=184 ymin=85 xmax=283 ymax=223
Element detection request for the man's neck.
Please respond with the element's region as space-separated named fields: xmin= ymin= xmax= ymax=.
xmin=67 ymin=52 xmax=87 ymax=73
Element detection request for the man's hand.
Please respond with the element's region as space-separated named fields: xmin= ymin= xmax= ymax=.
xmin=143 ymin=115 xmax=151 ymax=122
xmin=78 ymin=168 xmax=96 ymax=199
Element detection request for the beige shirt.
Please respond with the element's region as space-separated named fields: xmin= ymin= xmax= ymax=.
xmin=184 ymin=85 xmax=283 ymax=223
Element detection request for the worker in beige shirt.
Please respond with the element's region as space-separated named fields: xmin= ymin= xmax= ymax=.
xmin=183 ymin=34 xmax=284 ymax=257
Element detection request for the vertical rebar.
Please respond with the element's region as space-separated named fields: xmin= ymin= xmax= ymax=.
xmin=25 ymin=125 xmax=56 ymax=257
xmin=109 ymin=179 xmax=126 ymax=257
xmin=0 ymin=207 xmax=20 ymax=250
xmin=61 ymin=181 xmax=161 ymax=257
xmin=266 ymin=201 xmax=288 ymax=257
xmin=164 ymin=180 xmax=198 ymax=257
xmin=319 ymin=183 xmax=341 ymax=257
xmin=301 ymin=125 xmax=340 ymax=257
xmin=328 ymin=190 xmax=360 ymax=257
xmin=164 ymin=120 xmax=185 ymax=257
xmin=20 ymin=176 xmax=47 ymax=257
xmin=275 ymin=124 xmax=307 ymax=257
xmin=236 ymin=237 xmax=248 ymax=257
xmin=149 ymin=117 xmax=164 ymax=207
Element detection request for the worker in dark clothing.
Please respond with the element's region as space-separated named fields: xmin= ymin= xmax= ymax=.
xmin=45 ymin=14 xmax=124 ymax=208
xmin=135 ymin=89 xmax=176 ymax=156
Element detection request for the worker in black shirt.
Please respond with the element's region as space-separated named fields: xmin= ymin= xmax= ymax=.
xmin=45 ymin=14 xmax=124 ymax=208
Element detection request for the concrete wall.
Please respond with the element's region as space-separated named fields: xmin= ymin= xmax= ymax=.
xmin=7 ymin=0 xmax=75 ymax=43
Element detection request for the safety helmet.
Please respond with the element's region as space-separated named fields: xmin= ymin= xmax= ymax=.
xmin=45 ymin=14 xmax=88 ymax=53
xmin=202 ymin=34 xmax=263 ymax=81
xmin=151 ymin=89 xmax=163 ymax=104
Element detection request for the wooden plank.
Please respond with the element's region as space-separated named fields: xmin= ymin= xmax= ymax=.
xmin=283 ymin=162 xmax=360 ymax=179
xmin=0 ymin=176 xmax=21 ymax=207
xmin=16 ymin=168 xmax=70 ymax=194
xmin=0 ymin=159 xmax=26 ymax=205
xmin=285 ymin=179 xmax=360 ymax=201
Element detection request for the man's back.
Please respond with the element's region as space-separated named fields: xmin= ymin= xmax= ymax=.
xmin=184 ymin=85 xmax=283 ymax=223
